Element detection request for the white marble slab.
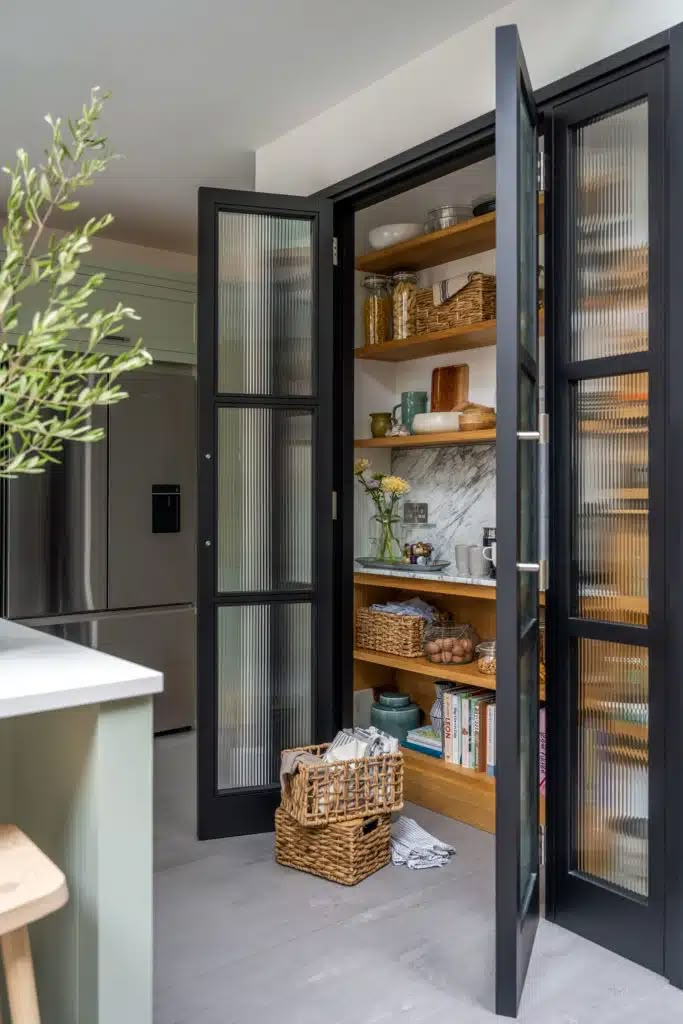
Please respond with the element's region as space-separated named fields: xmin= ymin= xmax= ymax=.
xmin=355 ymin=565 xmax=496 ymax=588
xmin=0 ymin=618 xmax=163 ymax=719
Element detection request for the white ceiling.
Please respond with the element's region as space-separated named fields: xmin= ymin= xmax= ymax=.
xmin=0 ymin=0 xmax=511 ymax=254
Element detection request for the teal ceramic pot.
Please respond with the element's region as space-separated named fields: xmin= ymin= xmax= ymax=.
xmin=371 ymin=692 xmax=421 ymax=743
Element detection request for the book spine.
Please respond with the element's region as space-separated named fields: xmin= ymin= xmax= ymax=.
xmin=462 ymin=697 xmax=470 ymax=769
xmin=486 ymin=704 xmax=496 ymax=777
xmin=443 ymin=690 xmax=452 ymax=762
xmin=455 ymin=692 xmax=462 ymax=766
xmin=473 ymin=703 xmax=480 ymax=772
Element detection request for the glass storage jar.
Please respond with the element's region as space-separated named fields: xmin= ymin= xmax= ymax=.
xmin=476 ymin=640 xmax=497 ymax=676
xmin=362 ymin=274 xmax=392 ymax=346
xmin=392 ymin=271 xmax=417 ymax=339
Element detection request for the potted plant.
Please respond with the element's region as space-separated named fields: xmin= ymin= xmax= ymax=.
xmin=0 ymin=88 xmax=151 ymax=478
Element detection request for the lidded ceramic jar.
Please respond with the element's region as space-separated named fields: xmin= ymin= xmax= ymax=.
xmin=370 ymin=691 xmax=420 ymax=743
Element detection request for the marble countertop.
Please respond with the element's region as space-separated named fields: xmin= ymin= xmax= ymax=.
xmin=0 ymin=618 xmax=163 ymax=719
xmin=354 ymin=565 xmax=496 ymax=587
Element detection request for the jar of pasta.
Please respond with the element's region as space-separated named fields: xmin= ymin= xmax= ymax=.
xmin=392 ymin=271 xmax=417 ymax=340
xmin=362 ymin=275 xmax=392 ymax=346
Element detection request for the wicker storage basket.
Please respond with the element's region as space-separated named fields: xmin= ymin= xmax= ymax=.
xmin=275 ymin=807 xmax=391 ymax=885
xmin=416 ymin=272 xmax=496 ymax=334
xmin=280 ymin=743 xmax=404 ymax=825
xmin=356 ymin=607 xmax=425 ymax=658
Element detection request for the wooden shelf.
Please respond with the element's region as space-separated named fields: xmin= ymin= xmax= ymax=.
xmin=353 ymin=571 xmax=496 ymax=600
xmin=353 ymin=648 xmax=496 ymax=691
xmin=355 ymin=320 xmax=497 ymax=361
xmin=356 ymin=199 xmax=544 ymax=275
xmin=354 ymin=428 xmax=495 ymax=449
xmin=357 ymin=212 xmax=497 ymax=274
xmin=402 ymin=748 xmax=496 ymax=833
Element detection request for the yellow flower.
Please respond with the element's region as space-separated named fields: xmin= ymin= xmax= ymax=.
xmin=381 ymin=475 xmax=410 ymax=496
xmin=354 ymin=458 xmax=370 ymax=475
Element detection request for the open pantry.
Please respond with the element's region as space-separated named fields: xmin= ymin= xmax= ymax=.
xmin=351 ymin=160 xmax=546 ymax=835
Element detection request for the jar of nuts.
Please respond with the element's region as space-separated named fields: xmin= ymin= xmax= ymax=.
xmin=476 ymin=640 xmax=497 ymax=675
xmin=423 ymin=624 xmax=479 ymax=666
xmin=392 ymin=271 xmax=418 ymax=339
xmin=362 ymin=274 xmax=392 ymax=346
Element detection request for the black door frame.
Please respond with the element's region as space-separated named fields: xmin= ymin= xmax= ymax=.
xmin=196 ymin=188 xmax=335 ymax=839
xmin=314 ymin=22 xmax=683 ymax=989
xmin=545 ymin=57 xmax=667 ymax=973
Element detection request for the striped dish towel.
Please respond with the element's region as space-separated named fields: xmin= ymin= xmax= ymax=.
xmin=391 ymin=816 xmax=456 ymax=870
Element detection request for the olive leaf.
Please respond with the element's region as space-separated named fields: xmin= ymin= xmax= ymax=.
xmin=0 ymin=87 xmax=152 ymax=478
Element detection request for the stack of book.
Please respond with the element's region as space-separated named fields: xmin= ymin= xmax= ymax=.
xmin=442 ymin=685 xmax=496 ymax=775
xmin=404 ymin=725 xmax=442 ymax=758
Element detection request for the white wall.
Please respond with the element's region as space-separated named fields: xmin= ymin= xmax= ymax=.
xmin=255 ymin=0 xmax=682 ymax=194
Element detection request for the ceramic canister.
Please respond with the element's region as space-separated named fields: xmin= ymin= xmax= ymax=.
xmin=370 ymin=692 xmax=421 ymax=743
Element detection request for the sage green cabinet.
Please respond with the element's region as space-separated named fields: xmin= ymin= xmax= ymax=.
xmin=4 ymin=252 xmax=197 ymax=365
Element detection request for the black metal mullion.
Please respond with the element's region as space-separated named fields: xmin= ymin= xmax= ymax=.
xmin=566 ymin=617 xmax=650 ymax=645
xmin=563 ymin=352 xmax=651 ymax=381
xmin=213 ymin=589 xmax=313 ymax=606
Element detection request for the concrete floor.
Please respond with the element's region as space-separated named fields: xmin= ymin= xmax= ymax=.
xmin=154 ymin=731 xmax=683 ymax=1023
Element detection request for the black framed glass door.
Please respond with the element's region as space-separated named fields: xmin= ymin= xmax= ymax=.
xmin=546 ymin=62 xmax=666 ymax=970
xmin=495 ymin=24 xmax=541 ymax=1018
xmin=196 ymin=189 xmax=335 ymax=839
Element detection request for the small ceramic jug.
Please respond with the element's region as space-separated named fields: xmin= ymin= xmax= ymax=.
xmin=369 ymin=411 xmax=392 ymax=438
xmin=392 ymin=391 xmax=428 ymax=434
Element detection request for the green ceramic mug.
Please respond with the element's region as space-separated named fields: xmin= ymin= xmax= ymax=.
xmin=393 ymin=391 xmax=428 ymax=434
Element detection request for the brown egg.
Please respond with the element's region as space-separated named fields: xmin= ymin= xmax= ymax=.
xmin=442 ymin=651 xmax=453 ymax=663
xmin=462 ymin=639 xmax=473 ymax=653
xmin=424 ymin=641 xmax=440 ymax=655
xmin=442 ymin=637 xmax=454 ymax=651
xmin=452 ymin=641 xmax=464 ymax=654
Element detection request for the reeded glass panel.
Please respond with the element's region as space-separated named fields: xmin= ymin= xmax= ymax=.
xmin=217 ymin=602 xmax=312 ymax=791
xmin=576 ymin=639 xmax=648 ymax=897
xmin=571 ymin=101 xmax=649 ymax=360
xmin=573 ymin=373 xmax=648 ymax=624
xmin=217 ymin=213 xmax=314 ymax=395
xmin=519 ymin=91 xmax=538 ymax=357
xmin=217 ymin=408 xmax=312 ymax=592
xmin=519 ymin=643 xmax=539 ymax=904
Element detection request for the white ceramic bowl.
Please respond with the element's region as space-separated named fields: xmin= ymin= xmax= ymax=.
xmin=369 ymin=223 xmax=423 ymax=250
xmin=412 ymin=412 xmax=460 ymax=434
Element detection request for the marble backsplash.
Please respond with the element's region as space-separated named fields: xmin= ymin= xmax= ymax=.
xmin=391 ymin=443 xmax=496 ymax=564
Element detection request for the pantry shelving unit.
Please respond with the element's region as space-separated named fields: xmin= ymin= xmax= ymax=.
xmin=353 ymin=198 xmax=546 ymax=834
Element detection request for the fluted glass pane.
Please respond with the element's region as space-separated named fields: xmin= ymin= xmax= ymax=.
xmin=217 ymin=603 xmax=312 ymax=791
xmin=217 ymin=408 xmax=312 ymax=592
xmin=573 ymin=373 xmax=648 ymax=624
xmin=571 ymin=101 xmax=649 ymax=360
xmin=217 ymin=213 xmax=313 ymax=395
xmin=576 ymin=639 xmax=648 ymax=897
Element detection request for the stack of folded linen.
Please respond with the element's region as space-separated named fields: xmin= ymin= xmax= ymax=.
xmin=390 ymin=815 xmax=456 ymax=869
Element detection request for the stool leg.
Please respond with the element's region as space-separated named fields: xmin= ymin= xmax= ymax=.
xmin=1 ymin=927 xmax=40 ymax=1024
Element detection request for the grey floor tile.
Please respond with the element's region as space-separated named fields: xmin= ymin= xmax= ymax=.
xmin=154 ymin=732 xmax=683 ymax=1024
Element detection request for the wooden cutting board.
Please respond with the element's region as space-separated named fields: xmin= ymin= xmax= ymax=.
xmin=430 ymin=364 xmax=469 ymax=412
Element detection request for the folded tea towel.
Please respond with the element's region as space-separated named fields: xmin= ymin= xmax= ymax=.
xmin=369 ymin=597 xmax=442 ymax=624
xmin=323 ymin=726 xmax=399 ymax=763
xmin=432 ymin=271 xmax=472 ymax=307
xmin=279 ymin=749 xmax=322 ymax=797
xmin=391 ymin=816 xmax=456 ymax=869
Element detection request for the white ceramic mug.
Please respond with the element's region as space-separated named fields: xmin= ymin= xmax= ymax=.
xmin=483 ymin=542 xmax=497 ymax=569
xmin=468 ymin=545 xmax=488 ymax=578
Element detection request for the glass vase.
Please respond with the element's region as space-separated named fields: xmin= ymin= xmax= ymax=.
xmin=374 ymin=511 xmax=403 ymax=562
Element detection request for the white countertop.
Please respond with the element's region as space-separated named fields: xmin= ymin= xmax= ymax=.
xmin=355 ymin=565 xmax=497 ymax=587
xmin=0 ymin=618 xmax=163 ymax=719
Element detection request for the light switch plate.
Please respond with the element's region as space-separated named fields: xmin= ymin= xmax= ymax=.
xmin=404 ymin=502 xmax=428 ymax=524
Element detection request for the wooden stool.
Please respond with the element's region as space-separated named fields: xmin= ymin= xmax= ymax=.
xmin=0 ymin=826 xmax=68 ymax=1023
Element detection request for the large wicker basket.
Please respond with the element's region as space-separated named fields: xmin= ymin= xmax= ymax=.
xmin=280 ymin=742 xmax=404 ymax=826
xmin=416 ymin=272 xmax=496 ymax=334
xmin=356 ymin=607 xmax=425 ymax=658
xmin=275 ymin=807 xmax=391 ymax=886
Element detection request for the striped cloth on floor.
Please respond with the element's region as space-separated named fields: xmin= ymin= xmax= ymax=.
xmin=390 ymin=816 xmax=456 ymax=869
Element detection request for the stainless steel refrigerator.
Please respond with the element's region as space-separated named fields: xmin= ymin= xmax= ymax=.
xmin=2 ymin=367 xmax=196 ymax=733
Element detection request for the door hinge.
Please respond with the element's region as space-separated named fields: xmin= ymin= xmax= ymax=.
xmin=332 ymin=237 xmax=339 ymax=266
xmin=537 ymin=150 xmax=546 ymax=193
xmin=332 ymin=490 xmax=338 ymax=521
